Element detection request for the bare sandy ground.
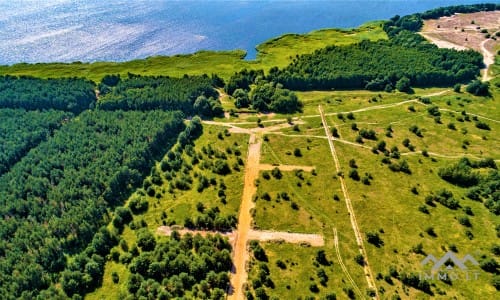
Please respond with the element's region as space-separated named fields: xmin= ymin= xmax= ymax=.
xmin=259 ymin=163 xmax=315 ymax=172
xmin=247 ymin=230 xmax=324 ymax=246
xmin=419 ymin=11 xmax=500 ymax=81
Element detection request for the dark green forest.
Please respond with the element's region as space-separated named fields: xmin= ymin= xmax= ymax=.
xmin=267 ymin=36 xmax=483 ymax=91
xmin=97 ymin=74 xmax=223 ymax=117
xmin=0 ymin=76 xmax=96 ymax=113
xmin=0 ymin=109 xmax=72 ymax=176
xmin=0 ymin=110 xmax=184 ymax=299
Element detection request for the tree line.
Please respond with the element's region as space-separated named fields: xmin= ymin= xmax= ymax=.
xmin=0 ymin=75 xmax=96 ymax=113
xmin=0 ymin=110 xmax=184 ymax=298
xmin=266 ymin=37 xmax=483 ymax=92
xmin=0 ymin=109 xmax=72 ymax=176
xmin=97 ymin=73 xmax=223 ymax=118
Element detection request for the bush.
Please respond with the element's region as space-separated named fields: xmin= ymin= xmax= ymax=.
xmin=490 ymin=274 xmax=500 ymax=292
xmin=466 ymin=80 xmax=489 ymax=96
xmin=476 ymin=121 xmax=490 ymax=130
xmin=293 ymin=148 xmax=302 ymax=157
xmin=354 ymin=254 xmax=365 ymax=266
xmin=359 ymin=128 xmax=377 ymax=140
xmin=271 ymin=167 xmax=282 ymax=179
xmin=457 ymin=215 xmax=472 ymax=227
xmin=316 ymin=250 xmax=330 ymax=266
xmin=349 ymin=169 xmax=360 ymax=181
xmin=111 ymin=272 xmax=119 ymax=284
xmin=366 ymin=232 xmax=384 ymax=247
xmin=276 ymin=260 xmax=286 ymax=269
xmin=213 ymin=159 xmax=231 ymax=175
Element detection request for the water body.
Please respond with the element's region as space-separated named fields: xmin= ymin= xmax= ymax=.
xmin=0 ymin=0 xmax=489 ymax=65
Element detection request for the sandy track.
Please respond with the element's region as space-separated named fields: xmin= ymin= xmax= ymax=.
xmin=229 ymin=133 xmax=261 ymax=300
xmin=259 ymin=163 xmax=315 ymax=172
xmin=248 ymin=230 xmax=324 ymax=246
xmin=319 ymin=105 xmax=378 ymax=299
xmin=333 ymin=228 xmax=363 ymax=298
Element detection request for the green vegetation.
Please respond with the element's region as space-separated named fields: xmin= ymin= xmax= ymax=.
xmin=267 ymin=36 xmax=482 ymax=91
xmin=0 ymin=75 xmax=96 ymax=113
xmin=97 ymin=73 xmax=223 ymax=117
xmin=0 ymin=109 xmax=72 ymax=175
xmin=0 ymin=110 xmax=184 ymax=298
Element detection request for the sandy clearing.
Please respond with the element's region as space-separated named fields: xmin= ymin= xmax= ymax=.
xmin=247 ymin=230 xmax=324 ymax=246
xmin=258 ymin=163 xmax=315 ymax=172
xmin=420 ymin=11 xmax=500 ymax=81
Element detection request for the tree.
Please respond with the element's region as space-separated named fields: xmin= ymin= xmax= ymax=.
xmin=136 ymin=229 xmax=156 ymax=251
xmin=271 ymin=167 xmax=282 ymax=179
xmin=466 ymin=80 xmax=489 ymax=96
xmin=366 ymin=232 xmax=384 ymax=247
xmin=233 ymin=89 xmax=250 ymax=108
xmin=316 ymin=250 xmax=330 ymax=266
xmin=213 ymin=159 xmax=231 ymax=175
xmin=396 ymin=76 xmax=412 ymax=93
xmin=293 ymin=148 xmax=302 ymax=157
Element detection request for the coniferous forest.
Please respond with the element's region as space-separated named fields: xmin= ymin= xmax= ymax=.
xmin=267 ymin=35 xmax=483 ymax=91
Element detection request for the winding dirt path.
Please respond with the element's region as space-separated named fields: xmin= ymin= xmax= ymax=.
xmin=480 ymin=37 xmax=496 ymax=81
xmin=319 ymin=105 xmax=378 ymax=299
xmin=229 ymin=133 xmax=261 ymax=300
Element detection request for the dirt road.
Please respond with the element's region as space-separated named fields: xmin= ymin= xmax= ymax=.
xmin=229 ymin=133 xmax=261 ymax=300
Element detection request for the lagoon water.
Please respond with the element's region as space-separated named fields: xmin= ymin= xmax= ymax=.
xmin=0 ymin=0 xmax=489 ymax=65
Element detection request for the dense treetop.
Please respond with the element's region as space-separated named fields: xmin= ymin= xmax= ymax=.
xmin=0 ymin=75 xmax=96 ymax=113
xmin=0 ymin=110 xmax=184 ymax=298
xmin=266 ymin=36 xmax=483 ymax=91
xmin=0 ymin=109 xmax=71 ymax=176
xmin=97 ymin=74 xmax=223 ymax=117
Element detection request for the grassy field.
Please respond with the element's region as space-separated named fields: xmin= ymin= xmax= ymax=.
xmin=0 ymin=22 xmax=386 ymax=82
xmin=247 ymin=242 xmax=359 ymax=300
xmin=237 ymin=76 xmax=499 ymax=299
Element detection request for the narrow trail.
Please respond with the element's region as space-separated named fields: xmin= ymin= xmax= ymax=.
xmin=229 ymin=133 xmax=261 ymax=300
xmin=333 ymin=228 xmax=364 ymax=299
xmin=319 ymin=105 xmax=378 ymax=299
xmin=439 ymin=108 xmax=500 ymax=124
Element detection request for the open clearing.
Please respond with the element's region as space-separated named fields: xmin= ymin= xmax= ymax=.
xmin=420 ymin=11 xmax=500 ymax=80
